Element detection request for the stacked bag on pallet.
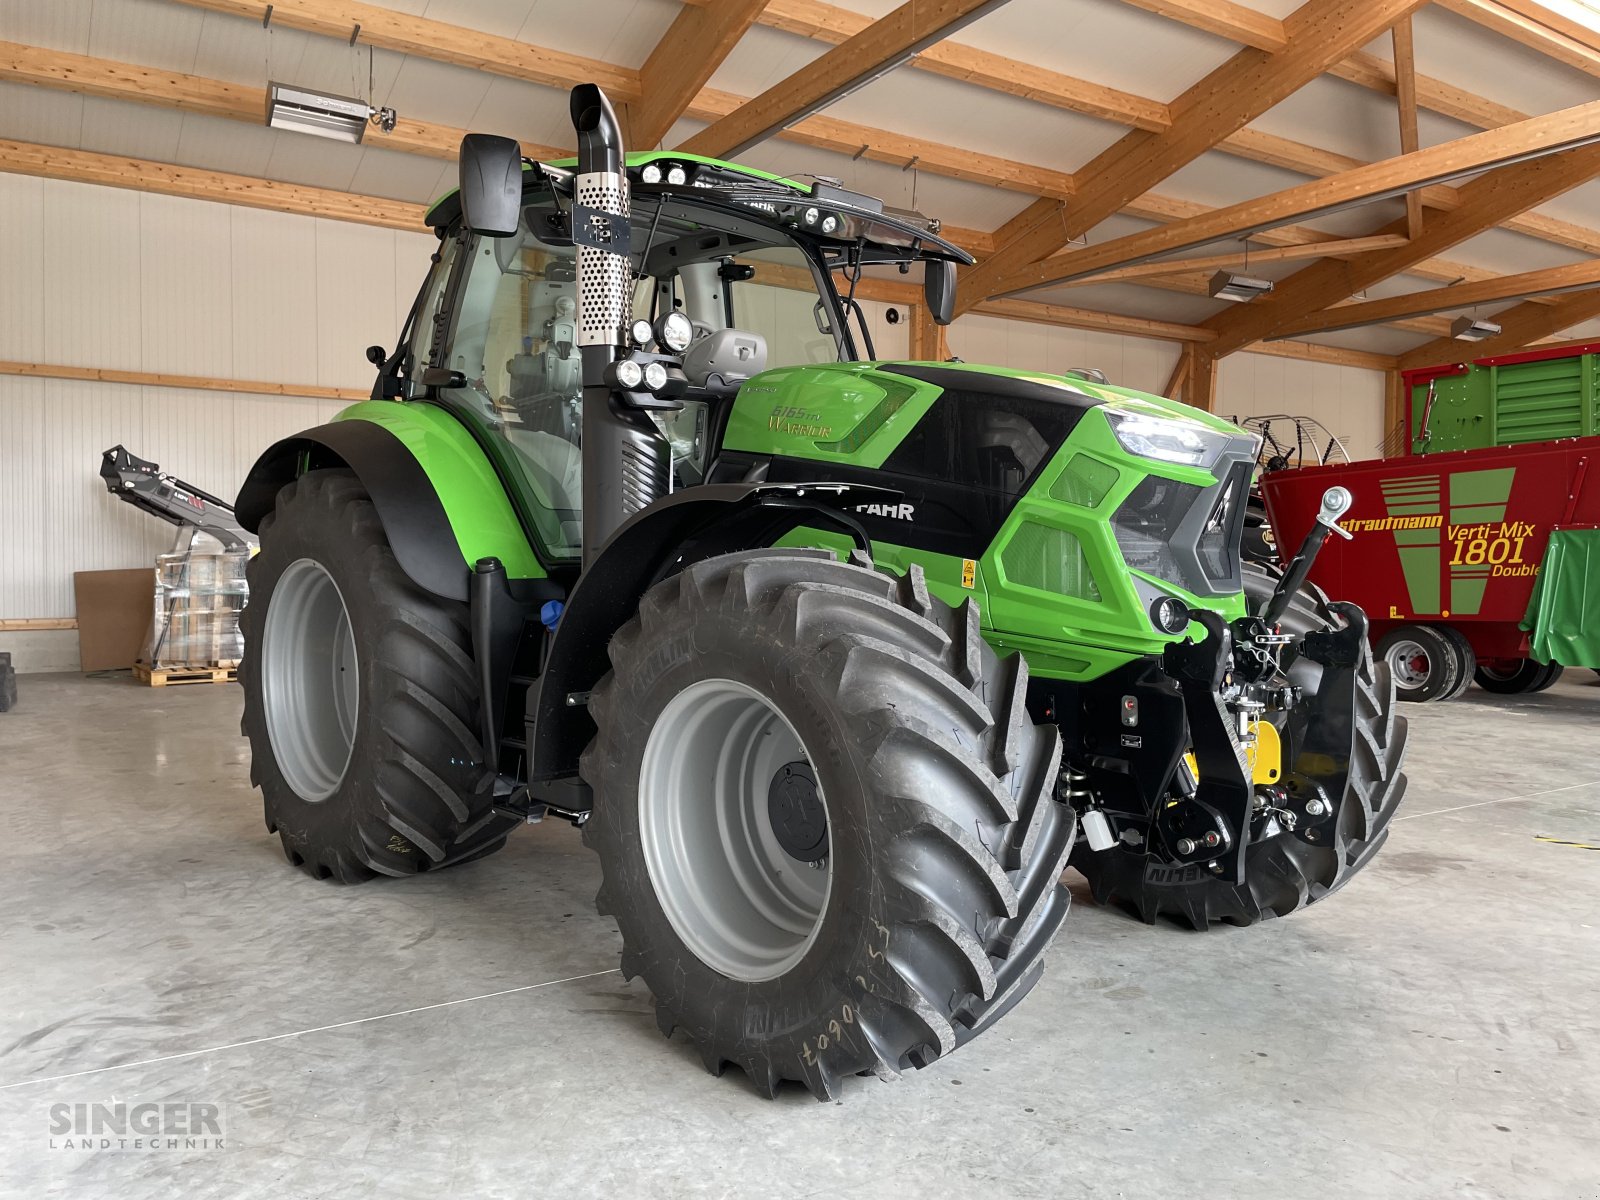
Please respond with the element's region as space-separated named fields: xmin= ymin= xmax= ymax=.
xmin=144 ymin=544 xmax=250 ymax=670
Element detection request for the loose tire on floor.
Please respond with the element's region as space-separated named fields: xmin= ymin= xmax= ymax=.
xmin=1072 ymin=563 xmax=1408 ymax=929
xmin=580 ymin=549 xmax=1075 ymax=1100
xmin=239 ymin=470 xmax=519 ymax=882
xmin=1377 ymin=625 xmax=1463 ymax=703
xmin=1475 ymin=659 xmax=1565 ymax=694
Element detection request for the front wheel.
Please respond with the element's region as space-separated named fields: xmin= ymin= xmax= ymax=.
xmin=239 ymin=470 xmax=518 ymax=881
xmin=580 ymin=550 xmax=1075 ymax=1099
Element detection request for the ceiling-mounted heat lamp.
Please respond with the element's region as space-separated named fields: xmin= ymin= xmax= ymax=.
xmin=1451 ymin=316 xmax=1503 ymax=342
xmin=267 ymin=82 xmax=396 ymax=143
xmin=1209 ymin=271 xmax=1274 ymax=303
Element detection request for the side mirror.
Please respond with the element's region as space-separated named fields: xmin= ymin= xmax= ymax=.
xmin=459 ymin=133 xmax=523 ymax=238
xmin=924 ymin=260 xmax=957 ymax=326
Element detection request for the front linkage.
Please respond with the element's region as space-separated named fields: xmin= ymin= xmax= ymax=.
xmin=1061 ymin=486 xmax=1371 ymax=897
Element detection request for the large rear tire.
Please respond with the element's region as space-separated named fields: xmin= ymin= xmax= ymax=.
xmin=239 ymin=470 xmax=518 ymax=881
xmin=1071 ymin=563 xmax=1408 ymax=928
xmin=580 ymin=550 xmax=1075 ymax=1099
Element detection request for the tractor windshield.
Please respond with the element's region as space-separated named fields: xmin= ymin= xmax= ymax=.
xmin=430 ymin=191 xmax=854 ymax=563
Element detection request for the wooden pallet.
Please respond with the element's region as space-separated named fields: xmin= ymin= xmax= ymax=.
xmin=134 ymin=662 xmax=238 ymax=687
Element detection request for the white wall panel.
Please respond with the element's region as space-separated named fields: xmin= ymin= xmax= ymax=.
xmin=946 ymin=314 xmax=1183 ymax=398
xmin=0 ymin=375 xmax=51 ymax=619
xmin=313 ymin=222 xmax=400 ymax=389
xmin=1217 ymin=353 xmax=1386 ymax=461
xmin=230 ymin=207 xmax=320 ymax=384
xmin=42 ymin=182 xmax=143 ymax=370
xmin=0 ymin=174 xmax=45 ymax=361
xmin=140 ymin=193 xmax=235 ymax=378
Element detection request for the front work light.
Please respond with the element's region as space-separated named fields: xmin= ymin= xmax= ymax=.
xmin=1105 ymin=409 xmax=1231 ymax=470
xmin=656 ymin=310 xmax=694 ymax=354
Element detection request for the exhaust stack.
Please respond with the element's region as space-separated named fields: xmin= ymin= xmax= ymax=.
xmin=570 ymin=84 xmax=672 ymax=567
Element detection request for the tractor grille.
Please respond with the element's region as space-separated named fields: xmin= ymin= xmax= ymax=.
xmin=1001 ymin=522 xmax=1100 ymax=601
xmin=1111 ymin=457 xmax=1253 ymax=597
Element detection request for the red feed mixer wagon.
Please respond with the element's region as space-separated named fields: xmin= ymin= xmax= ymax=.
xmin=1259 ymin=342 xmax=1600 ymax=702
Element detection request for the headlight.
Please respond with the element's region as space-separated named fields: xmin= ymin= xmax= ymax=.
xmin=656 ymin=310 xmax=694 ymax=354
xmin=630 ymin=318 xmax=654 ymax=348
xmin=666 ymin=164 xmax=688 ymax=186
xmin=612 ymin=359 xmax=644 ymax=390
xmin=643 ymin=361 xmax=669 ymax=391
xmin=1105 ymin=409 xmax=1231 ymax=469
xmin=640 ymin=163 xmax=662 ymax=184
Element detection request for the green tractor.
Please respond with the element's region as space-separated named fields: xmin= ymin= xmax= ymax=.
xmin=235 ymin=85 xmax=1408 ymax=1099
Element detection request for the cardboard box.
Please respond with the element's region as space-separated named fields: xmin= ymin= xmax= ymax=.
xmin=73 ymin=568 xmax=155 ymax=672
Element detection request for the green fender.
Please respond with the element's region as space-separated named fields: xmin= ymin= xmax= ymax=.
xmin=235 ymin=401 xmax=543 ymax=602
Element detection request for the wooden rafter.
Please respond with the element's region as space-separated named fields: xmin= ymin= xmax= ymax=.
xmin=990 ymin=98 xmax=1600 ymax=297
xmin=955 ymin=0 xmax=1431 ymax=313
xmin=1203 ymin=142 xmax=1600 ymax=357
xmin=677 ymin=0 xmax=1009 ymax=160
xmin=693 ymin=0 xmax=1545 ymax=141
xmin=1114 ymin=0 xmax=1288 ymax=50
xmin=0 ymin=359 xmax=363 ymax=400
xmin=678 ymin=0 xmax=1174 ymax=129
xmin=683 ymin=87 xmax=1074 ymax=201
xmin=0 ymin=40 xmax=563 ymax=163
xmin=0 ymin=137 xmax=428 ymax=230
xmin=631 ymin=0 xmax=770 ymax=150
xmin=0 ymin=41 xmax=1001 ymax=253
xmin=182 ymin=0 xmax=639 ymax=94
xmin=158 ymin=0 xmax=1600 ymax=269
xmin=1272 ymin=259 xmax=1600 ymax=338
xmin=1391 ymin=16 xmax=1424 ymax=240
xmin=1396 ymin=288 xmax=1600 ymax=368
xmin=1053 ymin=236 xmax=1409 ymax=288
xmin=1436 ymin=0 xmax=1600 ymax=78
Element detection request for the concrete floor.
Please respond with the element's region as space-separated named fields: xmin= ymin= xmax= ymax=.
xmin=2 ymin=672 xmax=1598 ymax=1199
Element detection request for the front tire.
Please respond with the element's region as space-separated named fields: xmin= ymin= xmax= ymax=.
xmin=580 ymin=550 xmax=1075 ymax=1099
xmin=239 ymin=470 xmax=518 ymax=881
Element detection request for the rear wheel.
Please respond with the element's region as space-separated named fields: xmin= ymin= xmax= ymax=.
xmin=581 ymin=550 xmax=1075 ymax=1099
xmin=1377 ymin=625 xmax=1462 ymax=703
xmin=1071 ymin=563 xmax=1407 ymax=928
xmin=1474 ymin=659 xmax=1565 ymax=694
xmin=239 ymin=470 xmax=518 ymax=881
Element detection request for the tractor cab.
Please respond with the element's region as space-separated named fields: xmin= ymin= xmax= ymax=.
xmin=389 ymin=151 xmax=969 ymax=569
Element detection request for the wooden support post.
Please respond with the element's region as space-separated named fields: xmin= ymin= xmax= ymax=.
xmin=1186 ymin=347 xmax=1218 ymax=412
xmin=1384 ymin=368 xmax=1407 ymax=456
xmin=1162 ymin=352 xmax=1192 ymax=402
xmin=909 ymin=305 xmax=949 ymax=362
xmin=1392 ymin=16 xmax=1424 ymax=240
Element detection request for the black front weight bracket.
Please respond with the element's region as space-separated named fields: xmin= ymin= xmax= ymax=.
xmin=1283 ymin=602 xmax=1368 ymax=846
xmin=1160 ymin=611 xmax=1253 ymax=885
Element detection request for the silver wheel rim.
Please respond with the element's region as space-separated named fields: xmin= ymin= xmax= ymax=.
xmin=638 ymin=678 xmax=832 ymax=983
xmin=261 ymin=558 xmax=359 ymax=802
xmin=1384 ymin=638 xmax=1434 ymax=690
